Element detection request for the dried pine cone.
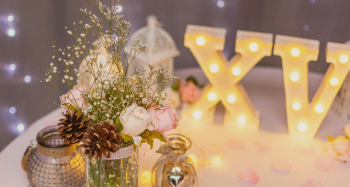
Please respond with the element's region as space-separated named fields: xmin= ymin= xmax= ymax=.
xmin=58 ymin=110 xmax=91 ymax=145
xmin=82 ymin=121 xmax=123 ymax=160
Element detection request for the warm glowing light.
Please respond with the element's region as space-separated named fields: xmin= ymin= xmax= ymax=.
xmin=330 ymin=77 xmax=339 ymax=87
xmin=211 ymin=155 xmax=222 ymax=166
xmin=9 ymin=64 xmax=16 ymax=71
xmin=188 ymin=154 xmax=198 ymax=166
xmin=232 ymin=67 xmax=241 ymax=76
xmin=196 ymin=37 xmax=206 ymax=46
xmin=9 ymin=107 xmax=16 ymax=114
xmin=24 ymin=75 xmax=31 ymax=83
xmin=315 ymin=104 xmax=324 ymax=114
xmin=237 ymin=115 xmax=247 ymax=125
xmin=209 ymin=64 xmax=219 ymax=73
xmin=193 ymin=111 xmax=202 ymax=120
xmin=339 ymin=54 xmax=349 ymax=64
xmin=292 ymin=102 xmax=301 ymax=111
xmin=8 ymin=15 xmax=14 ymax=22
xmin=217 ymin=0 xmax=225 ymax=8
xmin=290 ymin=72 xmax=300 ymax=82
xmin=207 ymin=92 xmax=217 ymax=101
xmin=297 ymin=123 xmax=307 ymax=133
xmin=17 ymin=124 xmax=25 ymax=131
xmin=227 ymin=94 xmax=237 ymax=104
xmin=141 ymin=170 xmax=152 ymax=184
xmin=7 ymin=29 xmax=15 ymax=37
xmin=249 ymin=42 xmax=259 ymax=52
xmin=291 ymin=48 xmax=301 ymax=57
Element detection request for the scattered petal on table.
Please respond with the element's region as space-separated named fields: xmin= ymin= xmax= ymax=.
xmin=294 ymin=144 xmax=317 ymax=156
xmin=301 ymin=178 xmax=325 ymax=187
xmin=314 ymin=153 xmax=336 ymax=171
xmin=235 ymin=168 xmax=259 ymax=185
xmin=226 ymin=138 xmax=245 ymax=150
xmin=270 ymin=158 xmax=291 ymax=174
xmin=253 ymin=139 xmax=271 ymax=152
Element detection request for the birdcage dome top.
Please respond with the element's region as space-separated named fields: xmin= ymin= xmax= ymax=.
xmin=125 ymin=15 xmax=180 ymax=65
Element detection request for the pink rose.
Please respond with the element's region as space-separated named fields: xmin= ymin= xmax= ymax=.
xmin=344 ymin=124 xmax=350 ymax=138
xmin=148 ymin=104 xmax=179 ymax=133
xmin=60 ymin=85 xmax=87 ymax=113
xmin=326 ymin=136 xmax=350 ymax=162
xmin=179 ymin=80 xmax=200 ymax=103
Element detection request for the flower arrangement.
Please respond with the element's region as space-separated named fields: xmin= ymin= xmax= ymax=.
xmin=42 ymin=0 xmax=179 ymax=161
xmin=327 ymin=124 xmax=350 ymax=162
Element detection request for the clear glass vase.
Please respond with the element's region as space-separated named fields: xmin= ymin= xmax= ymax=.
xmin=23 ymin=126 xmax=85 ymax=187
xmin=85 ymin=143 xmax=139 ymax=187
xmin=152 ymin=134 xmax=198 ymax=187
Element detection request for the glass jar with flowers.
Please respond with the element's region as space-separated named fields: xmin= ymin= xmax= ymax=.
xmin=42 ymin=0 xmax=179 ymax=186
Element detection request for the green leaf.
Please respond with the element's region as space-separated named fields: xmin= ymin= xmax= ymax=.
xmin=172 ymin=82 xmax=179 ymax=91
xmin=62 ymin=103 xmax=79 ymax=113
xmin=147 ymin=135 xmax=154 ymax=149
xmin=149 ymin=131 xmax=167 ymax=142
xmin=115 ymin=118 xmax=123 ymax=133
xmin=186 ymin=76 xmax=198 ymax=86
xmin=120 ymin=133 xmax=133 ymax=142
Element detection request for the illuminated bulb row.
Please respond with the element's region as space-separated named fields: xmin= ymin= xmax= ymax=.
xmin=207 ymin=93 xmax=236 ymax=104
xmin=196 ymin=36 xmax=259 ymax=53
xmin=290 ymin=73 xmax=338 ymax=87
xmin=292 ymin=102 xmax=325 ymax=114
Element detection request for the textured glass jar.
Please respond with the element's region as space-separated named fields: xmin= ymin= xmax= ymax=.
xmin=152 ymin=134 xmax=198 ymax=187
xmin=85 ymin=143 xmax=139 ymax=187
xmin=24 ymin=126 xmax=85 ymax=187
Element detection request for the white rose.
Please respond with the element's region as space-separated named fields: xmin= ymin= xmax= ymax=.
xmin=161 ymin=86 xmax=181 ymax=109
xmin=326 ymin=136 xmax=350 ymax=162
xmin=120 ymin=103 xmax=154 ymax=137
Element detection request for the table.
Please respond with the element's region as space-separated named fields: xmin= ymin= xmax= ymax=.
xmin=1 ymin=67 xmax=350 ymax=187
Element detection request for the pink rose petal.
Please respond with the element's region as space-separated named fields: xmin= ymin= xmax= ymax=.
xmin=314 ymin=153 xmax=336 ymax=171
xmin=270 ymin=158 xmax=291 ymax=174
xmin=301 ymin=178 xmax=325 ymax=187
xmin=226 ymin=138 xmax=246 ymax=150
xmin=235 ymin=168 xmax=259 ymax=185
xmin=253 ymin=139 xmax=271 ymax=152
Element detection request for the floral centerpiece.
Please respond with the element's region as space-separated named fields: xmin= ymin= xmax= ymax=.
xmin=42 ymin=0 xmax=178 ymax=186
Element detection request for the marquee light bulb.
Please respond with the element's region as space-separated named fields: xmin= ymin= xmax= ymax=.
xmin=232 ymin=67 xmax=241 ymax=76
xmin=9 ymin=64 xmax=16 ymax=71
xmin=330 ymin=77 xmax=339 ymax=87
xmin=237 ymin=115 xmax=247 ymax=125
xmin=297 ymin=123 xmax=307 ymax=133
xmin=141 ymin=170 xmax=152 ymax=184
xmin=291 ymin=47 xmax=301 ymax=57
xmin=8 ymin=15 xmax=14 ymax=22
xmin=17 ymin=124 xmax=25 ymax=131
xmin=290 ymin=72 xmax=300 ymax=82
xmin=227 ymin=94 xmax=237 ymax=104
xmin=211 ymin=155 xmax=222 ymax=166
xmin=193 ymin=111 xmax=202 ymax=120
xmin=207 ymin=92 xmax=217 ymax=101
xmin=249 ymin=42 xmax=259 ymax=52
xmin=209 ymin=64 xmax=219 ymax=73
xmin=292 ymin=102 xmax=301 ymax=111
xmin=315 ymin=104 xmax=324 ymax=114
xmin=7 ymin=29 xmax=15 ymax=37
xmin=196 ymin=36 xmax=206 ymax=46
xmin=24 ymin=75 xmax=31 ymax=83
xmin=339 ymin=54 xmax=349 ymax=64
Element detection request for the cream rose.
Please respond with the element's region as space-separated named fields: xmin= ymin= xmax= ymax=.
xmin=120 ymin=103 xmax=154 ymax=137
xmin=326 ymin=136 xmax=350 ymax=162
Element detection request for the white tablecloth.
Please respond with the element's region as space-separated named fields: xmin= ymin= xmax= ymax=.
xmin=1 ymin=67 xmax=350 ymax=187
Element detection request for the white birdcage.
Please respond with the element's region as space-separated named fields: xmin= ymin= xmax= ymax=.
xmin=125 ymin=15 xmax=180 ymax=75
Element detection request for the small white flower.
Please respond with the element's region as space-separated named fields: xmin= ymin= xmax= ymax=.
xmin=80 ymin=33 xmax=86 ymax=37
xmin=62 ymin=79 xmax=66 ymax=83
xmin=67 ymin=30 xmax=72 ymax=35
xmin=70 ymin=77 xmax=73 ymax=80
xmin=70 ymin=61 xmax=73 ymax=65
xmin=50 ymin=63 xmax=54 ymax=66
xmin=52 ymin=56 xmax=55 ymax=59
xmin=64 ymin=75 xmax=69 ymax=79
